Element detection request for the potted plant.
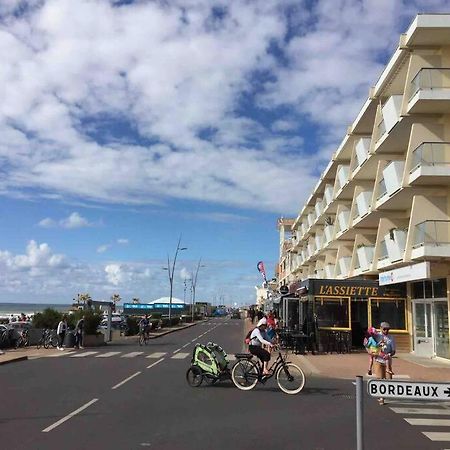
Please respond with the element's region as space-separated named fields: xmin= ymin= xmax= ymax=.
xmin=83 ymin=310 xmax=104 ymax=347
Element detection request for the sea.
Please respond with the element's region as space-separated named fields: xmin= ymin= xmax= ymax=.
xmin=0 ymin=303 xmax=72 ymax=316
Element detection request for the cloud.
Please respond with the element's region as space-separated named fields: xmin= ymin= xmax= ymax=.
xmin=271 ymin=120 xmax=298 ymax=132
xmin=180 ymin=267 xmax=192 ymax=281
xmin=38 ymin=217 xmax=56 ymax=228
xmin=37 ymin=212 xmax=94 ymax=229
xmin=97 ymin=244 xmax=111 ymax=254
xmin=117 ymin=238 xmax=129 ymax=245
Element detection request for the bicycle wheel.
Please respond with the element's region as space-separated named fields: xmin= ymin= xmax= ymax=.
xmin=36 ymin=339 xmax=43 ymax=350
xmin=231 ymin=359 xmax=258 ymax=391
xmin=51 ymin=336 xmax=58 ymax=348
xmin=139 ymin=334 xmax=144 ymax=346
xmin=186 ymin=366 xmax=203 ymax=387
xmin=276 ymin=363 xmax=305 ymax=395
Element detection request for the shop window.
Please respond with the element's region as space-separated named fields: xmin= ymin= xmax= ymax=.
xmin=424 ymin=280 xmax=433 ymax=299
xmin=432 ymin=278 xmax=447 ymax=298
xmin=412 ymin=281 xmax=424 ymax=299
xmin=370 ymin=299 xmax=406 ymax=331
xmin=315 ymin=297 xmax=350 ymax=329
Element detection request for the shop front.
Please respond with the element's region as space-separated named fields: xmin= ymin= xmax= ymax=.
xmin=298 ymin=279 xmax=408 ymax=351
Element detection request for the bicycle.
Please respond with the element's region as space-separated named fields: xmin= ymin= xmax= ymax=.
xmin=36 ymin=329 xmax=58 ymax=349
xmin=231 ymin=345 xmax=305 ymax=395
xmin=15 ymin=329 xmax=29 ymax=348
xmin=138 ymin=326 xmax=150 ymax=346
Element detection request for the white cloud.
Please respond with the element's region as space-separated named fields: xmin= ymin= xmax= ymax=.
xmin=105 ymin=264 xmax=124 ymax=286
xmin=97 ymin=244 xmax=110 ymax=254
xmin=60 ymin=212 xmax=92 ymax=229
xmin=271 ymin=120 xmax=298 ymax=132
xmin=117 ymin=238 xmax=129 ymax=245
xmin=180 ymin=267 xmax=192 ymax=281
xmin=38 ymin=217 xmax=56 ymax=228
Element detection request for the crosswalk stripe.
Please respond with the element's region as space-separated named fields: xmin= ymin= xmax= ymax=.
xmin=47 ymin=351 xmax=75 ymax=357
xmin=96 ymin=352 xmax=122 ymax=358
xmin=121 ymin=352 xmax=144 ymax=358
xmin=70 ymin=351 xmax=98 ymax=358
xmin=422 ymin=432 xmax=450 ymax=441
xmin=146 ymin=352 xmax=167 ymax=359
xmin=405 ymin=418 xmax=450 ymax=426
xmin=171 ymin=353 xmax=189 ymax=359
xmin=390 ymin=408 xmax=450 ymax=415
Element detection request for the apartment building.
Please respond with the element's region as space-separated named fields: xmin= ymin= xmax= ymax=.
xmin=277 ymin=14 xmax=450 ymax=360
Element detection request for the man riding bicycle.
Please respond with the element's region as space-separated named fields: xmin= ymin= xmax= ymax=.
xmin=249 ymin=317 xmax=274 ymax=376
xmin=139 ymin=315 xmax=151 ymax=339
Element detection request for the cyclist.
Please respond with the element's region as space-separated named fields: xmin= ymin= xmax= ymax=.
xmin=139 ymin=315 xmax=151 ymax=339
xmin=249 ymin=317 xmax=274 ymax=376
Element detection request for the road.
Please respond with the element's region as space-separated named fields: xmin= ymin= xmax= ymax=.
xmin=1 ymin=318 xmax=449 ymax=449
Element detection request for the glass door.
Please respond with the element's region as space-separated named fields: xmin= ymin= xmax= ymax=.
xmin=433 ymin=301 xmax=449 ymax=359
xmin=413 ymin=301 xmax=433 ymax=357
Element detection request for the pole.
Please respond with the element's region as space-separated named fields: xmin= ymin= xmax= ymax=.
xmin=191 ymin=258 xmax=203 ymax=322
xmin=168 ymin=236 xmax=186 ymax=322
xmin=356 ymin=375 xmax=364 ymax=450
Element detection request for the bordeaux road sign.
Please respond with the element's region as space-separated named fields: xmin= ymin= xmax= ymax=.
xmin=368 ymin=379 xmax=450 ymax=401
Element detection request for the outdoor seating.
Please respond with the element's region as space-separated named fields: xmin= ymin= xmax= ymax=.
xmin=321 ymin=330 xmax=351 ymax=354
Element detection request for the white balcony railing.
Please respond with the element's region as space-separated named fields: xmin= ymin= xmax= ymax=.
xmin=377 ymin=177 xmax=387 ymax=201
xmin=356 ymin=245 xmax=375 ymax=271
xmin=410 ymin=68 xmax=450 ymax=100
xmin=384 ymin=229 xmax=407 ymax=262
xmin=355 ymin=191 xmax=372 ymax=219
xmin=338 ymin=256 xmax=352 ymax=277
xmin=412 ymin=220 xmax=450 ymax=259
xmin=411 ymin=142 xmax=450 ymax=172
xmin=337 ymin=165 xmax=350 ymax=190
xmin=324 ymin=184 xmax=334 ymax=206
xmin=324 ymin=264 xmax=335 ymax=278
xmin=354 ymin=137 xmax=371 ymax=169
xmin=324 ymin=223 xmax=334 ymax=244
xmin=337 ymin=209 xmax=350 ymax=233
xmin=383 ymin=161 xmax=404 ymax=196
xmin=315 ymin=234 xmax=323 ymax=252
xmin=315 ymin=199 xmax=323 ymax=219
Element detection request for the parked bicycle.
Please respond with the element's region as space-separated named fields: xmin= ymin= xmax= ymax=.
xmin=14 ymin=328 xmax=29 ymax=348
xmin=36 ymin=329 xmax=58 ymax=349
xmin=231 ymin=345 xmax=305 ymax=395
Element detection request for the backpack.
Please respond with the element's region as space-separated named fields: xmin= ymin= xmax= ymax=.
xmin=244 ymin=328 xmax=255 ymax=345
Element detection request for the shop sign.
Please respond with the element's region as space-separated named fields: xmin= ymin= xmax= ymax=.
xmin=311 ymin=279 xmax=405 ymax=298
xmin=379 ymin=262 xmax=430 ymax=286
xmin=368 ymin=380 xmax=450 ymax=401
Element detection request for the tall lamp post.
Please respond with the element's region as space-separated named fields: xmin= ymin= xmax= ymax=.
xmin=163 ymin=236 xmax=187 ymax=322
xmin=191 ymin=258 xmax=205 ymax=322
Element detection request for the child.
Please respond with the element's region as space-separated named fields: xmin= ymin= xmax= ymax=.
xmin=379 ymin=336 xmax=395 ymax=375
xmin=364 ymin=327 xmax=380 ymax=375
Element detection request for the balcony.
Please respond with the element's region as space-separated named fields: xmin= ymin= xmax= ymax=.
xmin=408 ymin=68 xmax=450 ymax=113
xmin=336 ymin=165 xmax=350 ymax=190
xmin=307 ymin=240 xmax=316 ymax=258
xmin=315 ymin=233 xmax=323 ymax=253
xmin=383 ymin=160 xmax=405 ymax=196
xmin=409 ymin=142 xmax=450 ymax=185
xmin=315 ymin=199 xmax=324 ymax=219
xmin=337 ymin=208 xmax=350 ymax=234
xmin=307 ymin=211 xmax=316 ymax=228
xmin=384 ymin=228 xmax=407 ymax=262
xmin=324 ymin=184 xmax=334 ymax=206
xmin=354 ymin=191 xmax=372 ymax=220
xmin=412 ymin=220 xmax=450 ymax=259
xmin=324 ymin=223 xmax=334 ymax=244
xmin=376 ymin=177 xmax=388 ymax=202
xmin=324 ymin=264 xmax=335 ymax=278
xmin=337 ymin=256 xmax=352 ymax=278
xmin=377 ymin=239 xmax=390 ymax=270
xmin=356 ymin=245 xmax=375 ymax=272
xmin=377 ymin=95 xmax=403 ymax=142
xmin=353 ymin=137 xmax=371 ymax=170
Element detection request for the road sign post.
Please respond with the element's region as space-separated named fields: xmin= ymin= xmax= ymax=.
xmin=356 ymin=376 xmax=364 ymax=450
xmin=368 ymin=380 xmax=450 ymax=401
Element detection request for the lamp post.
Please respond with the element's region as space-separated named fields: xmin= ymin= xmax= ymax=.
xmin=163 ymin=236 xmax=187 ymax=322
xmin=191 ymin=259 xmax=205 ymax=322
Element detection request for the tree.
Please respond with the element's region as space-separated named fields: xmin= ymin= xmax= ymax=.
xmin=132 ymin=297 xmax=140 ymax=304
xmin=110 ymin=293 xmax=121 ymax=304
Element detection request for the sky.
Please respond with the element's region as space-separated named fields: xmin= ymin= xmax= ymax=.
xmin=0 ymin=0 xmax=448 ymax=306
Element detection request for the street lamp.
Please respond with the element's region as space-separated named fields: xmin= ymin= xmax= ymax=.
xmin=191 ymin=258 xmax=206 ymax=322
xmin=163 ymin=236 xmax=187 ymax=322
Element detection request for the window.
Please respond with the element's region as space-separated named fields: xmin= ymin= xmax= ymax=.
xmin=412 ymin=279 xmax=447 ymax=299
xmin=432 ymin=278 xmax=447 ymax=298
xmin=315 ymin=297 xmax=350 ymax=329
xmin=370 ymin=299 xmax=406 ymax=331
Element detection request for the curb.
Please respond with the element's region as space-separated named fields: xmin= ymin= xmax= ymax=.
xmin=0 ymin=356 xmax=28 ymax=366
xmin=149 ymin=322 xmax=198 ymax=339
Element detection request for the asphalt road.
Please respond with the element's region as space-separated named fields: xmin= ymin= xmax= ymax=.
xmin=1 ymin=318 xmax=449 ymax=450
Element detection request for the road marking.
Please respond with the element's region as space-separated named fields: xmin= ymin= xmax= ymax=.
xmin=146 ymin=352 xmax=167 ymax=359
xmin=422 ymin=432 xmax=450 ymax=441
xmin=405 ymin=418 xmax=450 ymax=426
xmin=70 ymin=351 xmax=98 ymax=358
xmin=112 ymin=371 xmax=141 ymax=390
xmin=390 ymin=407 xmax=450 ymax=415
xmin=191 ymin=339 xmax=197 ymax=343
xmin=146 ymin=358 xmax=165 ymax=369
xmin=96 ymin=352 xmax=121 ymax=358
xmin=42 ymin=398 xmax=98 ymax=433
xmin=181 ymin=343 xmax=190 ymax=349
xmin=173 ymin=348 xmax=182 ymax=354
xmin=121 ymin=352 xmax=144 ymax=358
xmin=171 ymin=352 xmax=189 ymax=359
xmin=47 ymin=351 xmax=75 ymax=357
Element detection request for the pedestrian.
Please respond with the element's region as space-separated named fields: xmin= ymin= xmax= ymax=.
xmin=256 ymin=309 xmax=264 ymax=321
xmin=374 ymin=321 xmax=396 ymax=405
xmin=56 ymin=315 xmax=68 ymax=351
xmin=74 ymin=315 xmax=84 ymax=349
xmin=363 ymin=326 xmax=380 ymax=376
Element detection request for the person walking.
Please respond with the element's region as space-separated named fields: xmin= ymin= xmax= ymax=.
xmin=74 ymin=315 xmax=84 ymax=349
xmin=57 ymin=315 xmax=68 ymax=351
xmin=248 ymin=307 xmax=255 ymax=324
xmin=374 ymin=321 xmax=396 ymax=405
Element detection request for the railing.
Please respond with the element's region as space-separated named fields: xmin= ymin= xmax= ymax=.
xmin=377 ymin=177 xmax=387 ymax=200
xmin=376 ymin=119 xmax=386 ymax=141
xmin=410 ymin=142 xmax=450 ymax=172
xmin=413 ymin=220 xmax=450 ymax=248
xmin=378 ymin=240 xmax=389 ymax=261
xmin=410 ymin=68 xmax=450 ymax=100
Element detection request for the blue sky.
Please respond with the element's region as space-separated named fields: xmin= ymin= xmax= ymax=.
xmin=0 ymin=0 xmax=447 ymax=305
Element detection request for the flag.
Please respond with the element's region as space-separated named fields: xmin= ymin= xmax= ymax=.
xmin=257 ymin=261 xmax=267 ymax=285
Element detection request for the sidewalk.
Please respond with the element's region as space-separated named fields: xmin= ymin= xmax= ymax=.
xmin=0 ymin=321 xmax=204 ymax=365
xmin=291 ymin=351 xmax=450 ymax=382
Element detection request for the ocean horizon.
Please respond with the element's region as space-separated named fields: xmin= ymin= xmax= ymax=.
xmin=0 ymin=302 xmax=72 ymax=315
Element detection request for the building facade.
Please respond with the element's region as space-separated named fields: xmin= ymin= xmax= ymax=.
xmin=277 ymin=14 xmax=450 ymax=360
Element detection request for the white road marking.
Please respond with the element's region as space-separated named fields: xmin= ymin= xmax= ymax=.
xmin=191 ymin=339 xmax=197 ymax=343
xmin=42 ymin=398 xmax=98 ymax=433
xmin=70 ymin=351 xmax=98 ymax=358
xmin=96 ymin=352 xmax=121 ymax=358
xmin=405 ymin=418 xmax=450 ymax=426
xmin=47 ymin=351 xmax=75 ymax=357
xmin=181 ymin=343 xmax=190 ymax=349
xmin=111 ymin=371 xmax=141 ymax=390
xmin=146 ymin=358 xmax=165 ymax=369
xmin=422 ymin=432 xmax=450 ymax=441
xmin=173 ymin=348 xmax=182 ymax=354
xmin=121 ymin=352 xmax=144 ymax=358
xmin=390 ymin=408 xmax=450 ymax=415
xmin=171 ymin=352 xmax=189 ymax=359
xmin=146 ymin=352 xmax=167 ymax=359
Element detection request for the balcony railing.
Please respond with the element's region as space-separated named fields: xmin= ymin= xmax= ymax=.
xmin=410 ymin=68 xmax=450 ymax=100
xmin=378 ymin=240 xmax=389 ymax=261
xmin=411 ymin=142 xmax=450 ymax=172
xmin=377 ymin=178 xmax=387 ymax=200
xmin=413 ymin=220 xmax=450 ymax=248
xmin=376 ymin=119 xmax=386 ymax=141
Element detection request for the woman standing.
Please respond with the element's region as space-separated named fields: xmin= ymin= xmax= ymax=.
xmin=57 ymin=315 xmax=68 ymax=351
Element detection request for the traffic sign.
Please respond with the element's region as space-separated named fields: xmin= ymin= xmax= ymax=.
xmin=368 ymin=379 xmax=450 ymax=401
xmin=279 ymin=286 xmax=289 ymax=295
